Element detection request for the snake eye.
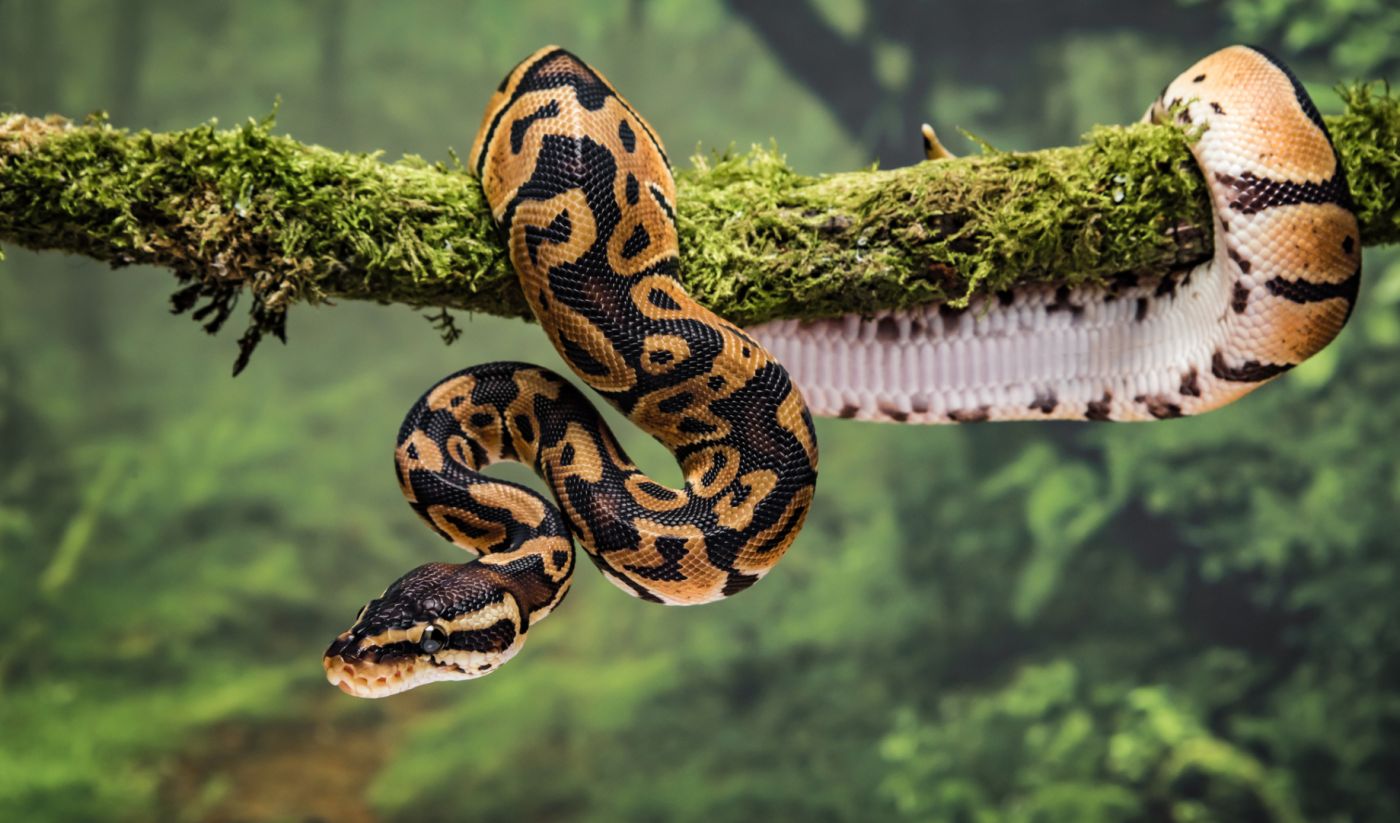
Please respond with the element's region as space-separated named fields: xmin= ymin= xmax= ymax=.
xmin=419 ymin=625 xmax=448 ymax=654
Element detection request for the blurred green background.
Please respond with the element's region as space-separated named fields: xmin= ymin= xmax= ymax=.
xmin=2 ymin=1 xmax=1398 ymax=821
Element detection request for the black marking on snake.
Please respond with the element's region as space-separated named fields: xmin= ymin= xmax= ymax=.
xmin=1232 ymin=283 xmax=1250 ymax=313
xmin=699 ymin=450 xmax=727 ymax=488
xmin=1086 ymin=393 xmax=1113 ymax=421
xmin=510 ymin=100 xmax=560 ymax=153
xmin=1212 ymin=352 xmax=1292 ymax=382
xmin=621 ymin=223 xmax=650 ymax=259
xmin=1193 ymin=73 xmax=1206 ymax=83
xmin=636 ymin=480 xmax=677 ymax=500
xmin=997 ymin=290 xmax=1016 ymax=307
xmin=618 ymin=119 xmax=636 ymax=152
xmin=501 ymin=48 xmax=674 ymax=170
xmin=1136 ymin=395 xmax=1183 ymax=419
xmin=1029 ymin=391 xmax=1058 ymax=414
xmin=1265 ymin=268 xmax=1360 ymax=304
xmin=1214 ymin=171 xmax=1347 ymax=214
xmin=628 ymin=536 xmax=689 ymax=582
xmin=678 ymin=417 xmax=717 ymax=436
xmin=448 ymin=620 xmax=518 ymax=653
xmin=1342 ymin=235 xmax=1355 ymax=254
xmin=1210 ymin=102 xmax=1226 ymax=115
xmin=559 ymin=334 xmax=612 ymax=378
xmin=464 ymin=437 xmax=490 ymax=468
xmin=518 ymin=49 xmax=612 ymax=110
xmin=439 ymin=509 xmax=497 ymax=541
xmin=1136 ymin=298 xmax=1150 ymax=323
xmin=525 ymin=209 xmax=573 ymax=267
xmin=649 ymin=184 xmax=677 ymax=224
xmin=1155 ymin=274 xmax=1180 ymax=298
xmin=880 ymin=404 xmax=909 ymax=423
xmin=1227 ymin=247 xmax=1252 ymax=273
xmin=722 ymin=572 xmax=761 ymax=596
xmin=477 ymin=50 xmax=591 ymax=175
xmin=1180 ymin=368 xmax=1201 ymax=397
xmin=514 ymin=414 xmax=535 ymax=443
xmin=947 ymin=407 xmax=990 ymax=423
xmin=648 ymin=287 xmax=681 ymax=311
xmin=838 ymin=404 xmax=859 ymax=419
xmin=876 ymin=317 xmax=900 ymax=342
xmin=501 ymin=136 xmax=596 ymax=230
xmin=751 ymin=503 xmax=807 ymax=557
xmin=625 ymin=173 xmax=640 ymax=205
xmin=658 ymin=392 xmax=695 ymax=414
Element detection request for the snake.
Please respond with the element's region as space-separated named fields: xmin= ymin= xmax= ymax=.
xmin=324 ymin=45 xmax=1358 ymax=697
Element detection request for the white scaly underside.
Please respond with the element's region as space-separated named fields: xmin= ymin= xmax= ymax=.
xmin=747 ymin=262 xmax=1233 ymax=423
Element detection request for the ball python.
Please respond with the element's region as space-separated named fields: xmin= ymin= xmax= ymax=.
xmin=325 ymin=45 xmax=1358 ymax=697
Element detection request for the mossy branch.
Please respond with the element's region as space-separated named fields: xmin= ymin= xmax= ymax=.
xmin=1 ymin=83 xmax=1396 ymax=370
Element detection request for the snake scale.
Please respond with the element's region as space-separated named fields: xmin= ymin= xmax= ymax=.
xmin=326 ymin=45 xmax=1359 ymax=697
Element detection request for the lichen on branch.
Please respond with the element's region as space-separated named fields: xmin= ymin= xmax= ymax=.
xmin=1 ymin=82 xmax=1396 ymax=372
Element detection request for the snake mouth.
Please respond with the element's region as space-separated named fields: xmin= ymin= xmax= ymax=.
xmin=323 ymin=629 xmax=441 ymax=698
xmin=323 ymin=638 xmax=443 ymax=699
xmin=323 ymin=631 xmax=525 ymax=698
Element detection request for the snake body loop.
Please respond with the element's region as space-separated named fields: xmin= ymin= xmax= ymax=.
xmin=325 ymin=46 xmax=1358 ymax=697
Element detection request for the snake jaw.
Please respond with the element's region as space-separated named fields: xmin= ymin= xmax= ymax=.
xmin=324 ymin=635 xmax=524 ymax=698
xmin=324 ymin=562 xmax=531 ymax=697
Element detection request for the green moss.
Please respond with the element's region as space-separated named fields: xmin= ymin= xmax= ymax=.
xmin=1330 ymin=82 xmax=1400 ymax=247
xmin=0 ymin=82 xmax=1395 ymax=366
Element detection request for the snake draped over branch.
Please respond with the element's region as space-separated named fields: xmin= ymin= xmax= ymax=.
xmin=325 ymin=45 xmax=1359 ymax=697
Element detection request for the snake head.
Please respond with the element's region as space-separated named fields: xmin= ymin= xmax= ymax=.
xmin=324 ymin=562 xmax=527 ymax=698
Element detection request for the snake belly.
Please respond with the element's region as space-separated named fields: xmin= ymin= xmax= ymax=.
xmin=325 ymin=47 xmax=819 ymax=697
xmin=749 ymin=46 xmax=1360 ymax=423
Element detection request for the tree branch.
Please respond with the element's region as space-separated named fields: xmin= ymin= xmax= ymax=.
xmin=0 ymin=83 xmax=1395 ymax=370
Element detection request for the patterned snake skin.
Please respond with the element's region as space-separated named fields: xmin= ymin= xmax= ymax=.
xmin=325 ymin=45 xmax=1358 ymax=697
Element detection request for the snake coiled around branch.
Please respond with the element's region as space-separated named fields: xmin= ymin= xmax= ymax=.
xmin=325 ymin=45 xmax=1358 ymax=697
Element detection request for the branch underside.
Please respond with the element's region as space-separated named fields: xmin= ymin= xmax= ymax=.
xmin=0 ymin=83 xmax=1395 ymax=370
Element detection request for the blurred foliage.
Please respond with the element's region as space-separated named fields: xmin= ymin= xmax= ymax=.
xmin=1186 ymin=0 xmax=1400 ymax=77
xmin=0 ymin=1 xmax=1397 ymax=822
